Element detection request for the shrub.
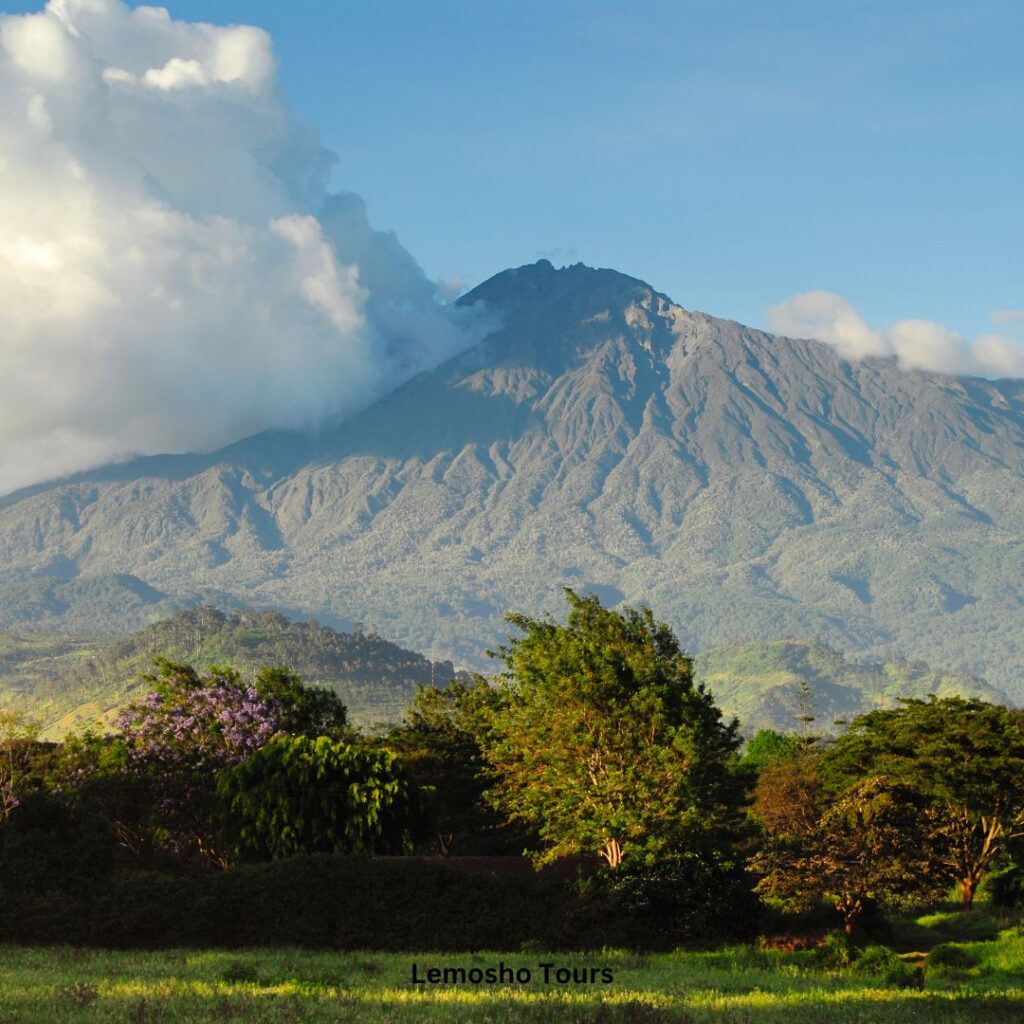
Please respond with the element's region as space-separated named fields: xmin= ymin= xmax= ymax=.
xmin=988 ymin=863 xmax=1024 ymax=908
xmin=928 ymin=943 xmax=979 ymax=969
xmin=0 ymin=793 xmax=116 ymax=894
xmin=816 ymin=929 xmax=855 ymax=968
xmin=584 ymin=853 xmax=758 ymax=949
xmin=0 ymin=853 xmax=757 ymax=951
xmin=854 ymin=944 xmax=921 ymax=987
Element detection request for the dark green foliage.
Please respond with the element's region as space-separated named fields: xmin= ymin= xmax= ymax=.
xmin=740 ymin=729 xmax=803 ymax=771
xmin=853 ymin=945 xmax=921 ymax=987
xmin=252 ymin=665 xmax=349 ymax=737
xmin=0 ymin=792 xmax=116 ymax=894
xmin=822 ymin=697 xmax=1024 ymax=905
xmin=483 ymin=590 xmax=747 ymax=869
xmin=928 ymin=943 xmax=980 ymax=969
xmin=0 ymin=854 xmax=756 ymax=951
xmin=51 ymin=730 xmax=167 ymax=867
xmin=816 ymin=929 xmax=856 ymax=968
xmin=219 ymin=736 xmax=420 ymax=860
xmin=989 ymin=863 xmax=1024 ymax=908
xmin=384 ymin=678 xmax=530 ymax=855
xmin=581 ymin=851 xmax=759 ymax=949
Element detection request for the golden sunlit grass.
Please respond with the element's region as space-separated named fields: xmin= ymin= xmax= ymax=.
xmin=2 ymin=931 xmax=1023 ymax=1023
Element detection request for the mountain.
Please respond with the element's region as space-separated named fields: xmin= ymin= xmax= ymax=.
xmin=696 ymin=639 xmax=1007 ymax=736
xmin=0 ymin=607 xmax=459 ymax=736
xmin=2 ymin=260 xmax=1023 ymax=698
xmin=1 ymin=610 xmax=1004 ymax=740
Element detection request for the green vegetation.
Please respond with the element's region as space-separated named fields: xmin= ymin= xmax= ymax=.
xmin=0 ymin=607 xmax=459 ymax=735
xmin=696 ymin=639 xmax=1006 ymax=737
xmin=822 ymin=699 xmax=1024 ymax=906
xmin=1 ymin=927 xmax=1023 ymax=1023
xmin=2 ymin=592 xmax=1024 ymax=1021
xmin=2 ymin=610 xmax=1001 ymax=743
xmin=220 ymin=737 xmax=419 ymax=860
xmin=481 ymin=590 xmax=746 ymax=869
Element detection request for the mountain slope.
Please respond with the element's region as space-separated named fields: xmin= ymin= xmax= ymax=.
xmin=2 ymin=260 xmax=1023 ymax=696
xmin=0 ymin=607 xmax=459 ymax=735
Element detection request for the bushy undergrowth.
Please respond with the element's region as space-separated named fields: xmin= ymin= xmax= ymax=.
xmin=0 ymin=852 xmax=754 ymax=951
xmin=928 ymin=942 xmax=980 ymax=969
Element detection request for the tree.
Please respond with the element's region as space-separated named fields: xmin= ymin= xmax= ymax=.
xmin=752 ymin=757 xmax=948 ymax=933
xmin=0 ymin=710 xmax=41 ymax=822
xmin=253 ymin=665 xmax=349 ymax=737
xmin=789 ymin=681 xmax=817 ymax=747
xmin=218 ymin=736 xmax=420 ymax=860
xmin=741 ymin=729 xmax=803 ymax=773
xmin=384 ymin=678 xmax=526 ymax=855
xmin=821 ymin=697 xmax=1024 ymax=906
xmin=114 ymin=659 xmax=349 ymax=866
xmin=481 ymin=590 xmax=746 ymax=868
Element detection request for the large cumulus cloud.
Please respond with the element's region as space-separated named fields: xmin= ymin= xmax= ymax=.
xmin=0 ymin=0 xmax=486 ymax=495
xmin=767 ymin=292 xmax=1024 ymax=378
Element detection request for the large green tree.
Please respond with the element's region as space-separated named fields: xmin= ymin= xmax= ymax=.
xmin=751 ymin=755 xmax=948 ymax=933
xmin=481 ymin=590 xmax=746 ymax=868
xmin=218 ymin=736 xmax=419 ymax=860
xmin=821 ymin=697 xmax=1024 ymax=906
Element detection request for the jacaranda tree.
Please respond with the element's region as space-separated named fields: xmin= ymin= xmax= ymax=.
xmin=116 ymin=659 xmax=348 ymax=866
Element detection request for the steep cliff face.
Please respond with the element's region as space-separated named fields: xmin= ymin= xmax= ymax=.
xmin=2 ymin=260 xmax=1023 ymax=695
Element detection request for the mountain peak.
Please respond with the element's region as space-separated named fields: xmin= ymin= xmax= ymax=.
xmin=457 ymin=259 xmax=662 ymax=319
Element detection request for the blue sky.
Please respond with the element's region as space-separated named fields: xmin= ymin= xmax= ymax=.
xmin=2 ymin=0 xmax=1018 ymax=336
xmin=105 ymin=0 xmax=1021 ymax=341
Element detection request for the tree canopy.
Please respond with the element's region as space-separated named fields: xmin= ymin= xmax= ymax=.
xmin=218 ymin=736 xmax=419 ymax=860
xmin=481 ymin=589 xmax=746 ymax=867
xmin=820 ymin=697 xmax=1024 ymax=905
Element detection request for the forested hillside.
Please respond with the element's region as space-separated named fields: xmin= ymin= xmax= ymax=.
xmin=0 ymin=607 xmax=1006 ymax=738
xmin=0 ymin=607 xmax=459 ymax=735
xmin=697 ymin=639 xmax=1007 ymax=735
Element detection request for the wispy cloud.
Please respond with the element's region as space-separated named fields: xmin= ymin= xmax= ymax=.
xmin=990 ymin=309 xmax=1024 ymax=325
xmin=767 ymin=291 xmax=1024 ymax=378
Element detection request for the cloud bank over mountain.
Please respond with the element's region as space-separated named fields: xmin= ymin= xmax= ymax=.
xmin=0 ymin=0 xmax=485 ymax=494
xmin=767 ymin=292 xmax=1024 ymax=378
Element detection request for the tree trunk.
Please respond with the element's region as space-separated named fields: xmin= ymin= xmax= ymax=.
xmin=600 ymin=837 xmax=624 ymax=868
xmin=960 ymin=876 xmax=978 ymax=907
xmin=838 ymin=896 xmax=862 ymax=936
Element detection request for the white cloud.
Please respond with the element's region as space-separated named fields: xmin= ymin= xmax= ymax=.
xmin=0 ymin=0 xmax=487 ymax=495
xmin=767 ymin=291 xmax=1024 ymax=379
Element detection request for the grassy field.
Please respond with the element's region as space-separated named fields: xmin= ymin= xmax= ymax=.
xmin=2 ymin=920 xmax=1023 ymax=1024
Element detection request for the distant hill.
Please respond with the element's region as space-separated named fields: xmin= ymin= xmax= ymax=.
xmin=0 ymin=608 xmax=1007 ymax=739
xmin=0 ymin=607 xmax=460 ymax=736
xmin=2 ymin=261 xmax=1024 ymax=698
xmin=696 ymin=639 xmax=1008 ymax=737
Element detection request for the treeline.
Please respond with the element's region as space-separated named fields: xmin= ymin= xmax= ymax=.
xmin=1 ymin=590 xmax=1022 ymax=949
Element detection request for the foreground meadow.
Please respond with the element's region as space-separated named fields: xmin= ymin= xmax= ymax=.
xmin=2 ymin=925 xmax=1023 ymax=1024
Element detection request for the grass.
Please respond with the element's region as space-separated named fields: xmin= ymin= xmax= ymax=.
xmin=1 ymin=927 xmax=1022 ymax=1024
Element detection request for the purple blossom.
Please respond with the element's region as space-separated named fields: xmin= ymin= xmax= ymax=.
xmin=116 ymin=666 xmax=283 ymax=859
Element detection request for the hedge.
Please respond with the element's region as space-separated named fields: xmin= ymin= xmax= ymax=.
xmin=0 ymin=853 xmax=755 ymax=951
